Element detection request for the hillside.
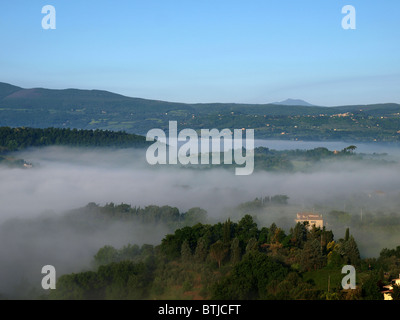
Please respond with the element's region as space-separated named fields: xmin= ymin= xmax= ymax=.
xmin=1 ymin=82 xmax=400 ymax=141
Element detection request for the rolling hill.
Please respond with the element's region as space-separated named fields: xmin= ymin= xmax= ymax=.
xmin=1 ymin=82 xmax=400 ymax=141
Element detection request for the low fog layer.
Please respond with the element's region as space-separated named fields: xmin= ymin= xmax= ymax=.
xmin=3 ymin=146 xmax=400 ymax=222
xmin=1 ymin=146 xmax=400 ymax=297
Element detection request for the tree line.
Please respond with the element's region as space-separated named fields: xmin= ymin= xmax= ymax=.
xmin=0 ymin=126 xmax=149 ymax=152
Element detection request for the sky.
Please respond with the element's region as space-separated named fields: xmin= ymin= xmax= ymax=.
xmin=0 ymin=0 xmax=399 ymax=106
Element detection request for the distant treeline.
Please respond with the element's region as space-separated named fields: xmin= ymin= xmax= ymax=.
xmin=0 ymin=127 xmax=149 ymax=152
xmin=66 ymin=202 xmax=207 ymax=230
xmin=196 ymin=145 xmax=373 ymax=173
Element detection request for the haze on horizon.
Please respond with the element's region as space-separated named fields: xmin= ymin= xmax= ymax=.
xmin=0 ymin=1 xmax=399 ymax=106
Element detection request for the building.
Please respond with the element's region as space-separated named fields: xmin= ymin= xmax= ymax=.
xmin=382 ymin=276 xmax=400 ymax=300
xmin=295 ymin=212 xmax=323 ymax=229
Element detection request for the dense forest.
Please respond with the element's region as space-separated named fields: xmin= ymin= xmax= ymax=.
xmin=45 ymin=212 xmax=399 ymax=300
xmin=0 ymin=127 xmax=150 ymax=168
xmin=0 ymin=127 xmax=149 ymax=152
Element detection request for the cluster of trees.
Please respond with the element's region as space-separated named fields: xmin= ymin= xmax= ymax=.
xmin=251 ymin=146 xmax=386 ymax=173
xmin=48 ymin=214 xmax=386 ymax=300
xmin=236 ymin=195 xmax=289 ymax=213
xmin=327 ymin=208 xmax=400 ymax=230
xmin=66 ymin=203 xmax=208 ymax=231
xmin=51 ymin=260 xmax=155 ymax=300
xmin=190 ymin=146 xmax=368 ymax=173
xmin=0 ymin=127 xmax=149 ymax=152
xmin=368 ymin=246 xmax=400 ymax=283
xmin=0 ymin=155 xmax=27 ymax=168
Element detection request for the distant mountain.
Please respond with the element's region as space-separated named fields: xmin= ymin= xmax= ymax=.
xmin=273 ymin=99 xmax=316 ymax=107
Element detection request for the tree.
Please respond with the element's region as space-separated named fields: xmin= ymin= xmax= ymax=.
xmin=94 ymin=245 xmax=119 ymax=267
xmin=184 ymin=207 xmax=207 ymax=225
xmin=270 ymin=195 xmax=289 ymax=205
xmin=230 ymin=237 xmax=241 ymax=264
xmin=211 ymin=251 xmax=288 ymax=299
xmin=361 ymin=273 xmax=383 ymax=300
xmin=299 ymin=239 xmax=325 ymax=271
xmin=210 ymin=240 xmax=228 ymax=269
xmin=181 ymin=240 xmax=192 ymax=264
xmin=236 ymin=215 xmax=258 ymax=244
xmin=271 ymin=227 xmax=286 ymax=244
xmin=346 ymin=145 xmax=357 ymax=152
xmin=267 ymin=223 xmax=286 ymax=244
xmin=245 ymin=238 xmax=258 ymax=253
xmin=342 ymin=145 xmax=357 ymax=154
xmin=291 ymin=222 xmax=308 ymax=248
xmin=194 ymin=237 xmax=208 ymax=263
xmin=327 ymin=250 xmax=343 ymax=267
xmin=391 ymin=284 xmax=400 ymax=300
xmin=344 ymin=236 xmax=361 ymax=267
xmin=223 ymin=219 xmax=232 ymax=244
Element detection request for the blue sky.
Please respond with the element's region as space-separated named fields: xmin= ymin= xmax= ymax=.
xmin=0 ymin=0 xmax=399 ymax=106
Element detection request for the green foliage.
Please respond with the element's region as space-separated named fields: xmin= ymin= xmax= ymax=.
xmin=211 ymin=251 xmax=289 ymax=299
xmin=0 ymin=126 xmax=149 ymax=152
xmin=161 ymin=223 xmax=211 ymax=259
xmin=183 ymin=208 xmax=207 ymax=226
xmin=230 ymin=237 xmax=241 ymax=264
xmin=391 ymin=284 xmax=400 ymax=300
xmin=50 ymin=260 xmax=154 ymax=300
xmin=361 ymin=272 xmax=384 ymax=300
xmin=298 ymin=239 xmax=325 ymax=271
xmin=236 ymin=215 xmax=259 ymax=247
xmin=94 ymin=246 xmax=119 ymax=267
xmin=343 ymin=236 xmax=361 ymax=267
xmin=245 ymin=238 xmax=259 ymax=253
xmin=181 ymin=240 xmax=192 ymax=264
xmin=47 ymin=211 xmax=375 ymax=300
xmin=327 ymin=250 xmax=343 ymax=267
xmin=209 ymin=240 xmax=229 ymax=269
xmin=67 ymin=202 xmax=206 ymax=232
xmin=93 ymin=244 xmax=149 ymax=267
xmin=194 ymin=237 xmax=208 ymax=263
xmin=290 ymin=222 xmax=308 ymax=248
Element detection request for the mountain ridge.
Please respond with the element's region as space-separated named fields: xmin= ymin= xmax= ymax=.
xmin=2 ymin=82 xmax=398 ymax=110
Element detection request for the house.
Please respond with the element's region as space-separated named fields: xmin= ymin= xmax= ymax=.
xmin=382 ymin=276 xmax=400 ymax=300
xmin=23 ymin=162 xmax=33 ymax=169
xmin=295 ymin=212 xmax=323 ymax=229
